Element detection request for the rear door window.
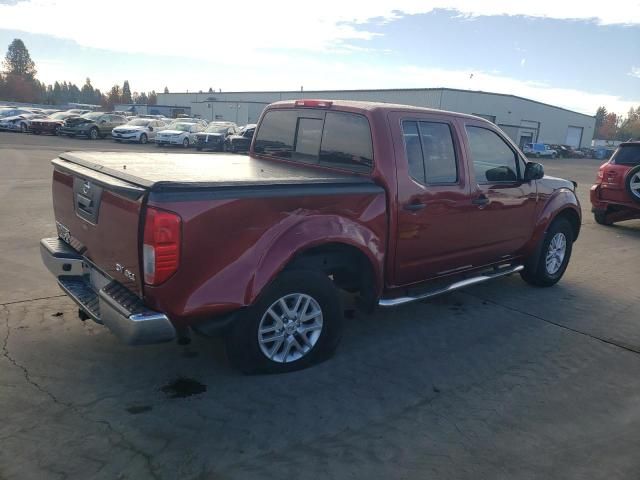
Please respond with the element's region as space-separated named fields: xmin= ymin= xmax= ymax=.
xmin=612 ymin=144 xmax=640 ymax=165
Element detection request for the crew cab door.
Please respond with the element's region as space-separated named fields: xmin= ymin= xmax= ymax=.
xmin=390 ymin=111 xmax=480 ymax=285
xmin=461 ymin=120 xmax=537 ymax=261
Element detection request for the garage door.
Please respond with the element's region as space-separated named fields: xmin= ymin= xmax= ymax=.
xmin=565 ymin=126 xmax=583 ymax=148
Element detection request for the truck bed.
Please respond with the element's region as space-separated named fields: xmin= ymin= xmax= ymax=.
xmin=56 ymin=151 xmax=373 ymax=191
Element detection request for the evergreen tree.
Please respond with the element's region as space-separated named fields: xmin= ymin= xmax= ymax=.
xmin=122 ymin=80 xmax=132 ymax=103
xmin=163 ymin=86 xmax=169 ymax=94
xmin=3 ymin=38 xmax=36 ymax=78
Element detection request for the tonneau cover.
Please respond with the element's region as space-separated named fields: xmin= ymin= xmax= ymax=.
xmin=57 ymin=151 xmax=370 ymax=190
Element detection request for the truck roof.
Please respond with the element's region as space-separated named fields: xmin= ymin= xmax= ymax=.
xmin=267 ymin=99 xmax=486 ymax=122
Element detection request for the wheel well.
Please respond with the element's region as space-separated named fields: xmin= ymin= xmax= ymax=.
xmin=554 ymin=208 xmax=581 ymax=240
xmin=284 ymin=243 xmax=377 ymax=309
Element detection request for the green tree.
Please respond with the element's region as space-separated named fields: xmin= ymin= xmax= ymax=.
xmin=122 ymin=80 xmax=132 ymax=103
xmin=2 ymin=38 xmax=36 ymax=78
xmin=81 ymin=77 xmax=95 ymax=104
xmin=148 ymin=90 xmax=157 ymax=105
xmin=163 ymin=86 xmax=169 ymax=94
xmin=595 ymin=106 xmax=607 ymax=133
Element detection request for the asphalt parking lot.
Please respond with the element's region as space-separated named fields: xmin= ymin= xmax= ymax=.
xmin=1 ymin=132 xmax=639 ymax=480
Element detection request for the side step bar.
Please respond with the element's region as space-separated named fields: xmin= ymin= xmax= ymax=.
xmin=378 ymin=265 xmax=524 ymax=307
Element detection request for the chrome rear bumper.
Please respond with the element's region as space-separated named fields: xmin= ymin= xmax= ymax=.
xmin=40 ymin=237 xmax=176 ymax=345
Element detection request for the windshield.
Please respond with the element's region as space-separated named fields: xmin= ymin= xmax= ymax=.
xmin=81 ymin=112 xmax=102 ymax=120
xmin=126 ymin=119 xmax=151 ymax=126
xmin=205 ymin=124 xmax=231 ymax=133
xmin=168 ymin=123 xmax=191 ymax=132
xmin=50 ymin=112 xmax=71 ymax=120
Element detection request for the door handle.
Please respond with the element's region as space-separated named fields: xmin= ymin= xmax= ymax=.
xmin=403 ymin=202 xmax=426 ymax=212
xmin=471 ymin=195 xmax=490 ymax=206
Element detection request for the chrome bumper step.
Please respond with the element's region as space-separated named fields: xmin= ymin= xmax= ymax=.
xmin=40 ymin=237 xmax=176 ymax=345
xmin=379 ymin=264 xmax=524 ymax=307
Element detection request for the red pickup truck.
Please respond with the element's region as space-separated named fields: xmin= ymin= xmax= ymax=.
xmin=41 ymin=99 xmax=581 ymax=373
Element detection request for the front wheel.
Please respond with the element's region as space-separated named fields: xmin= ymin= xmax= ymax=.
xmin=89 ymin=127 xmax=99 ymax=140
xmin=225 ymin=270 xmax=343 ymax=374
xmin=521 ymin=218 xmax=573 ymax=287
xmin=182 ymin=137 xmax=190 ymax=148
xmin=139 ymin=133 xmax=148 ymax=144
xmin=20 ymin=123 xmax=28 ymax=133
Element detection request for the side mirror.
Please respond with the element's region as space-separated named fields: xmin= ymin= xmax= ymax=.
xmin=148 ymin=126 xmax=153 ymax=132
xmin=100 ymin=119 xmax=106 ymax=124
xmin=524 ymin=162 xmax=544 ymax=181
xmin=485 ymin=166 xmax=517 ymax=183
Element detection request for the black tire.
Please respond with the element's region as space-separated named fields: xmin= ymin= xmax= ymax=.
xmin=225 ymin=269 xmax=343 ymax=374
xmin=114 ymin=139 xmax=122 ymax=143
xmin=594 ymin=210 xmax=614 ymax=226
xmin=20 ymin=123 xmax=28 ymax=133
xmin=625 ymin=165 xmax=640 ymax=204
xmin=182 ymin=137 xmax=190 ymax=148
xmin=32 ymin=130 xmax=40 ymax=135
xmin=196 ymin=146 xmax=202 ymax=151
xmin=89 ymin=127 xmax=98 ymax=140
xmin=139 ymin=133 xmax=148 ymax=144
xmin=521 ymin=217 xmax=574 ymax=287
xmin=157 ymin=142 xmax=163 ymax=147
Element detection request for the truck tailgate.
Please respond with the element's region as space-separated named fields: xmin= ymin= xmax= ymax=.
xmin=51 ymin=158 xmax=146 ymax=295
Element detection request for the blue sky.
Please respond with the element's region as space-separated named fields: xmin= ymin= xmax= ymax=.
xmin=0 ymin=0 xmax=638 ymax=115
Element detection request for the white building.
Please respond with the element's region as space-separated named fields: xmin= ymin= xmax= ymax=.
xmin=157 ymin=88 xmax=595 ymax=148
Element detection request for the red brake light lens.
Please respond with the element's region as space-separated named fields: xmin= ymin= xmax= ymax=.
xmin=143 ymin=207 xmax=181 ymax=285
xmin=294 ymin=100 xmax=332 ymax=108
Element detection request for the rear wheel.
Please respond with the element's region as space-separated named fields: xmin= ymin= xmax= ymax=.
xmin=225 ymin=270 xmax=343 ymax=374
xmin=20 ymin=123 xmax=27 ymax=133
xmin=521 ymin=218 xmax=573 ymax=287
xmin=625 ymin=165 xmax=640 ymax=204
xmin=182 ymin=137 xmax=190 ymax=148
xmin=139 ymin=133 xmax=148 ymax=144
xmin=89 ymin=127 xmax=99 ymax=140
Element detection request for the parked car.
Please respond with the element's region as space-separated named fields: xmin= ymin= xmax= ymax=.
xmin=225 ymin=123 xmax=256 ymax=153
xmin=590 ymin=141 xmax=640 ymax=225
xmin=0 ymin=108 xmax=35 ymax=119
xmin=0 ymin=113 xmax=48 ymax=132
xmin=194 ymin=121 xmax=239 ymax=151
xmin=58 ymin=112 xmax=128 ymax=139
xmin=155 ymin=122 xmax=205 ymax=147
xmin=31 ymin=112 xmax=79 ymax=135
xmin=166 ymin=117 xmax=207 ymax=126
xmin=523 ymin=143 xmax=557 ymax=158
xmin=41 ymin=99 xmax=581 ymax=373
xmin=66 ymin=109 xmax=91 ymax=115
xmin=112 ymin=118 xmax=167 ymax=144
xmin=548 ymin=144 xmax=586 ymax=158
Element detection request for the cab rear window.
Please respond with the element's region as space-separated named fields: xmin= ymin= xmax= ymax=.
xmin=254 ymin=108 xmax=373 ymax=173
xmin=612 ymin=144 xmax=640 ymax=165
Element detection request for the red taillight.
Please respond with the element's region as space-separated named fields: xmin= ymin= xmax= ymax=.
xmin=143 ymin=207 xmax=181 ymax=285
xmin=294 ymin=99 xmax=332 ymax=108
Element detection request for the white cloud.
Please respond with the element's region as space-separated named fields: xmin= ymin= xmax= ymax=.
xmin=0 ymin=0 xmax=638 ymax=60
xmin=2 ymin=0 xmax=638 ymax=115
xmin=520 ymin=58 xmax=526 ymax=67
xmin=629 ymin=67 xmax=640 ymax=78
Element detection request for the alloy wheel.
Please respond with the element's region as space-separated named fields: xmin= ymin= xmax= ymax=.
xmin=257 ymin=293 xmax=324 ymax=363
xmin=545 ymin=232 xmax=567 ymax=275
xmin=630 ymin=172 xmax=640 ymax=200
